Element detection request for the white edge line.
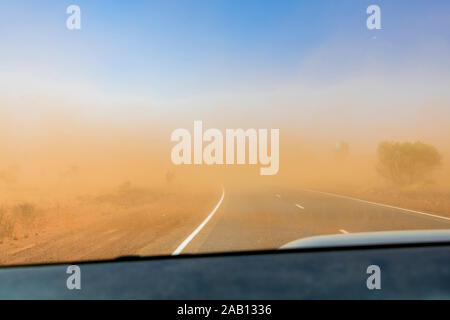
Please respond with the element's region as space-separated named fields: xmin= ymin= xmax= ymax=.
xmin=339 ymin=229 xmax=349 ymax=234
xmin=304 ymin=189 xmax=450 ymax=222
xmin=295 ymin=204 xmax=305 ymax=210
xmin=172 ymin=187 xmax=225 ymax=256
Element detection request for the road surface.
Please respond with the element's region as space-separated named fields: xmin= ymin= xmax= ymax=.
xmin=3 ymin=186 xmax=450 ymax=266
xmin=172 ymin=187 xmax=450 ymax=255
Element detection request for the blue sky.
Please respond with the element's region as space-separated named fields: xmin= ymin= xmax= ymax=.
xmin=0 ymin=0 xmax=449 ymax=120
xmin=0 ymin=0 xmax=449 ymax=150
xmin=1 ymin=0 xmax=448 ymax=98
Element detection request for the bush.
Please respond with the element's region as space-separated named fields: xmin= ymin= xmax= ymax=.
xmin=0 ymin=207 xmax=13 ymax=240
xmin=334 ymin=141 xmax=349 ymax=160
xmin=376 ymin=141 xmax=442 ymax=186
xmin=13 ymin=202 xmax=37 ymax=228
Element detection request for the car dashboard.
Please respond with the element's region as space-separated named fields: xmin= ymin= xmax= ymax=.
xmin=0 ymin=237 xmax=449 ymax=299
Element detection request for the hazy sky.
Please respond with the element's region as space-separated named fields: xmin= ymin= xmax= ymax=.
xmin=1 ymin=0 xmax=450 ymax=147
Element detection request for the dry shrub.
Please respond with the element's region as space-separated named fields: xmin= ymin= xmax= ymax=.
xmin=12 ymin=202 xmax=37 ymax=228
xmin=376 ymin=141 xmax=442 ymax=186
xmin=0 ymin=207 xmax=13 ymax=240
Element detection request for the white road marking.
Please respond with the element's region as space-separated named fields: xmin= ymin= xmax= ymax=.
xmin=172 ymin=187 xmax=225 ymax=256
xmin=103 ymin=229 xmax=118 ymax=235
xmin=9 ymin=243 xmax=36 ymax=255
xmin=295 ymin=204 xmax=305 ymax=210
xmin=339 ymin=229 xmax=349 ymax=234
xmin=304 ymin=189 xmax=450 ymax=223
xmin=275 ymin=194 xmax=281 ymax=199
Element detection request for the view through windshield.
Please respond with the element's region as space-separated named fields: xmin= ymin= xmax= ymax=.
xmin=1 ymin=0 xmax=450 ymax=266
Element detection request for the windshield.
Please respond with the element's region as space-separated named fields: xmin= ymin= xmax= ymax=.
xmin=1 ymin=0 xmax=449 ymax=266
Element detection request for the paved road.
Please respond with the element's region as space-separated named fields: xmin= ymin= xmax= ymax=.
xmin=175 ymin=187 xmax=450 ymax=255
xmin=4 ymin=186 xmax=450 ymax=266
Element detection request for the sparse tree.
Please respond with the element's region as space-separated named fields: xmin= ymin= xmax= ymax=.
xmin=334 ymin=141 xmax=350 ymax=160
xmin=376 ymin=141 xmax=442 ymax=186
xmin=0 ymin=207 xmax=13 ymax=240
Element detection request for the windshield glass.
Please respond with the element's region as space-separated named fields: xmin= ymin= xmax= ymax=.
xmin=1 ymin=0 xmax=450 ymax=266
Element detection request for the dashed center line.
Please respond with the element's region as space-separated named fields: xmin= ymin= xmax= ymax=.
xmin=339 ymin=229 xmax=349 ymax=234
xmin=295 ymin=204 xmax=305 ymax=210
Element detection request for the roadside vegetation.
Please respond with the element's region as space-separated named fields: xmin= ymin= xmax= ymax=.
xmin=0 ymin=202 xmax=38 ymax=243
xmin=376 ymin=141 xmax=442 ymax=186
xmin=0 ymin=207 xmax=13 ymax=243
xmin=293 ymin=140 xmax=449 ymax=216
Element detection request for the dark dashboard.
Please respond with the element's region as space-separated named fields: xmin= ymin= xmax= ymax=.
xmin=0 ymin=243 xmax=449 ymax=299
